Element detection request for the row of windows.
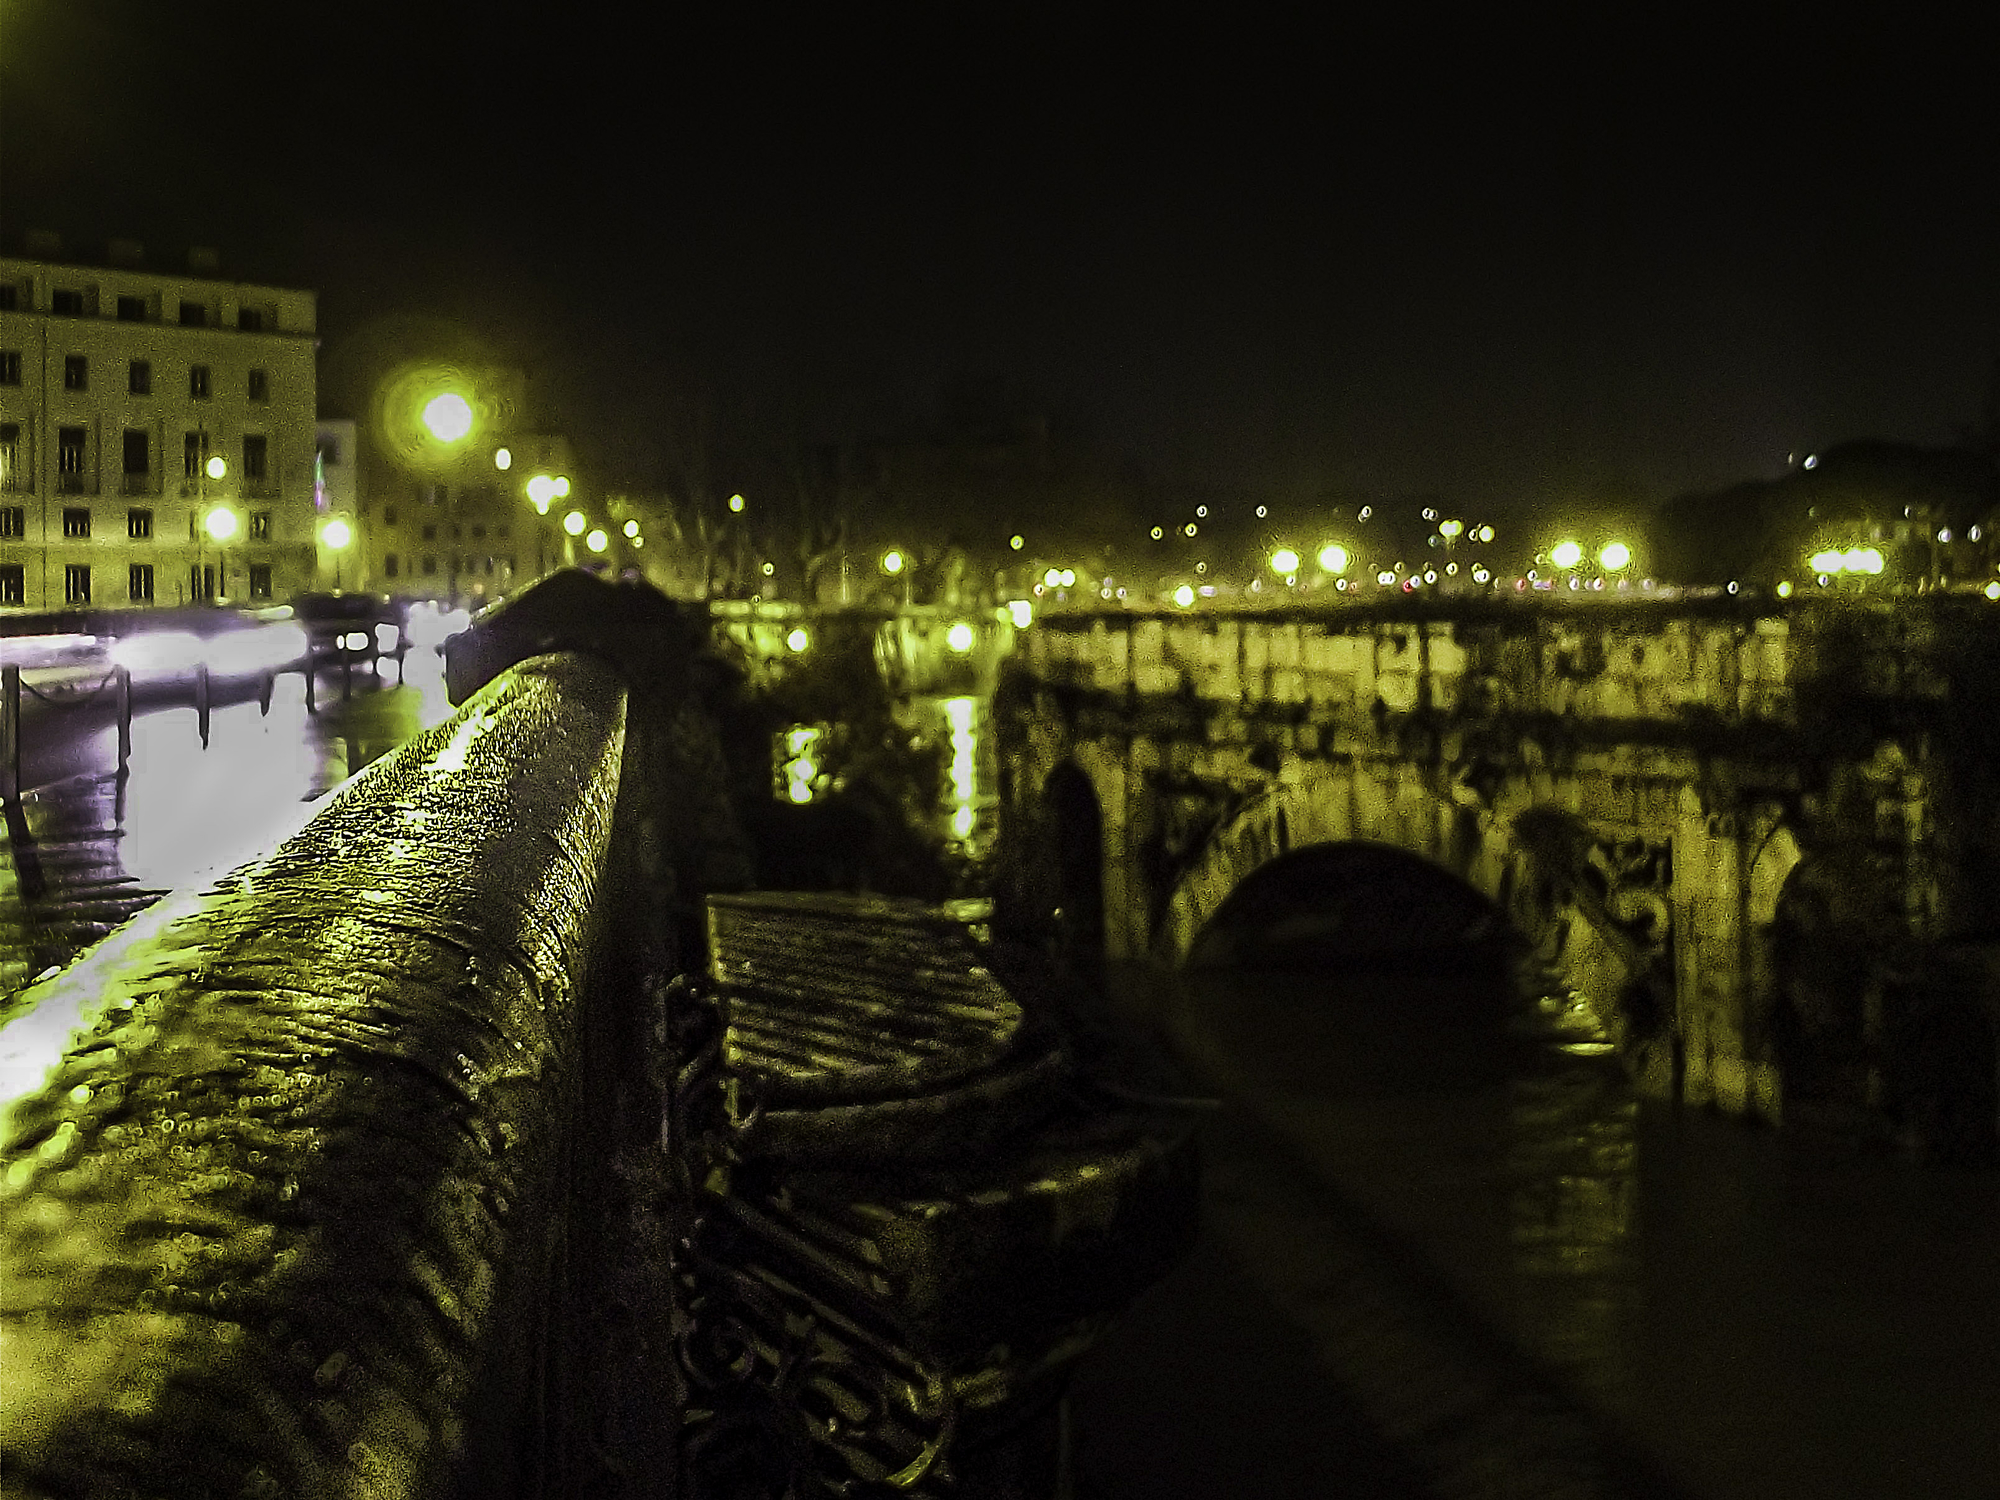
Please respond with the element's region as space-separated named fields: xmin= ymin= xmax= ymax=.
xmin=0 ymin=561 xmax=274 ymax=605
xmin=380 ymin=554 xmax=515 ymax=579
xmin=0 ymin=427 xmax=271 ymax=484
xmin=379 ymin=510 xmax=512 ymax=540
xmin=0 ymin=505 xmax=274 ymax=539
xmin=1 ymin=351 xmax=269 ymax=401
xmin=0 ymin=284 xmax=272 ymax=330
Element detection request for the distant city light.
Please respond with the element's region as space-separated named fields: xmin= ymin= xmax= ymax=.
xmin=1803 ymin=454 xmax=1818 ymax=469
xmin=1196 ymin=505 xmax=1208 ymax=518
xmin=622 ymin=519 xmax=640 ymax=538
xmin=1010 ymin=534 xmax=1024 ymax=550
xmin=1422 ymin=507 xmax=1437 ymax=521
xmin=1151 ymin=526 xmax=1164 ymax=539
xmin=1270 ymin=548 xmax=1301 ymax=574
xmin=1598 ymin=541 xmax=1632 ymax=571
xmin=1358 ymin=506 xmax=1372 ymax=520
xmin=1985 ymin=582 xmax=2000 ymax=601
xmin=494 ymin=447 xmax=512 ymax=471
xmin=586 ymin=528 xmax=609 ymax=553
xmin=320 ymin=518 xmax=352 ymax=550
xmin=1059 ymin=569 xmax=1076 ymax=587
xmin=1776 ymin=581 xmax=1794 ymax=598
xmin=1938 ymin=528 xmax=1954 ymax=544
xmin=787 ymin=627 xmax=811 ymax=652
xmin=1471 ymin=566 xmax=1490 ymax=583
xmin=527 ymin=474 xmax=556 ymax=506
xmin=946 ymin=621 xmax=976 ymax=652
xmin=553 ymin=476 xmax=570 ymax=497
xmin=563 ymin=511 xmax=587 ymax=536
xmin=206 ymin=455 xmax=227 ymax=481
xmin=1476 ymin=524 xmax=1495 ymax=543
xmin=729 ymin=494 xmax=746 ymax=513
xmin=1422 ymin=569 xmax=1437 ymax=584
xmin=1173 ymin=584 xmax=1195 ymax=607
xmin=1184 ymin=523 xmax=1198 ymax=537
xmin=1550 ymin=540 xmax=1584 ymax=569
xmin=421 ymin=392 xmax=473 ymax=443
xmin=1009 ymin=600 xmax=1034 ymax=628
xmin=1376 ymin=570 xmax=1395 ymax=585
xmin=761 ymin=561 xmax=775 ymax=576
xmin=1438 ymin=519 xmax=1463 ymax=539
xmin=882 ymin=549 xmax=906 ymax=575
xmin=1256 ymin=505 xmax=1269 ymax=518
xmin=1318 ymin=543 xmax=1348 ymax=573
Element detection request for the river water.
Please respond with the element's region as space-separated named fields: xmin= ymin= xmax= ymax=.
xmin=1076 ymin=950 xmax=2000 ymax=1500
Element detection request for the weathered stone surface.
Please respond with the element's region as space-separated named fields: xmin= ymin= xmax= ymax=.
xmin=996 ymin=597 xmax=2000 ymax=1149
xmin=0 ymin=655 xmax=628 ymax=1500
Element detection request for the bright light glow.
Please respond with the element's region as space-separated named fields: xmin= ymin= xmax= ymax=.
xmin=882 ymin=550 xmax=905 ymax=575
xmin=761 ymin=561 xmax=775 ymax=576
xmin=553 ymin=476 xmax=570 ymax=498
xmin=1256 ymin=505 xmax=1268 ymax=518
xmin=421 ymin=392 xmax=474 ymax=443
xmin=1377 ymin=570 xmax=1395 ymax=585
xmin=1010 ymin=534 xmax=1024 ymax=550
xmin=563 ymin=511 xmax=587 ymax=536
xmin=1318 ymin=543 xmax=1348 ymax=573
xmin=1358 ymin=506 xmax=1371 ymax=519
xmin=1173 ymin=584 xmax=1195 ymax=607
xmin=946 ymin=621 xmax=976 ymax=653
xmin=1008 ymin=600 xmax=1033 ymax=628
xmin=1270 ymin=548 xmax=1301 ymax=574
xmin=1804 ymin=454 xmax=1818 ymax=469
xmin=205 ymin=455 xmax=227 ymax=481
xmin=1598 ymin=541 xmax=1632 ymax=571
xmin=787 ymin=627 xmax=811 ymax=653
xmin=623 ymin=519 xmax=640 ymax=538
xmin=1044 ymin=567 xmax=1063 ymax=588
xmin=1985 ymin=582 xmax=2000 ymax=601
xmin=1777 ymin=581 xmax=1794 ymax=598
xmin=1843 ymin=548 xmax=1869 ymax=572
xmin=1150 ymin=526 xmax=1164 ymax=540
xmin=340 ymin=631 xmax=370 ymax=652
xmin=494 ymin=447 xmax=512 ymax=471
xmin=1938 ymin=528 xmax=1953 ymax=544
xmin=728 ymin=494 xmax=746 ymax=513
xmin=527 ymin=474 xmax=556 ymax=505
xmin=1059 ymin=569 xmax=1076 ymax=587
xmin=1423 ymin=569 xmax=1437 ymax=583
xmin=1472 ymin=566 xmax=1490 ymax=582
xmin=586 ymin=529 xmax=609 ymax=553
xmin=320 ymin=518 xmax=352 ymax=550
xmin=1184 ymin=523 xmax=1198 ymax=537
xmin=1422 ymin=508 xmax=1437 ymax=521
xmin=1550 ymin=540 xmax=1583 ymax=569
xmin=1477 ymin=525 xmax=1495 ymax=543
xmin=1438 ymin=519 xmax=1463 ymax=538
xmin=1196 ymin=505 xmax=1208 ymax=518
xmin=1810 ymin=549 xmax=1846 ymax=574
xmin=204 ymin=506 xmax=238 ymax=541
xmin=374 ymin=623 xmax=400 ymax=653
xmin=1857 ymin=548 xmax=1884 ymax=574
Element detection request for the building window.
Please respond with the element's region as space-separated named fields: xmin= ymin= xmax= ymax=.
xmin=248 ymin=563 xmax=272 ymax=599
xmin=421 ymin=523 xmax=437 ymax=541
xmin=422 ymin=555 xmax=437 ymax=575
xmin=0 ymin=426 xmax=19 ymax=492
xmin=0 ymin=507 xmax=23 ymax=538
xmin=316 ymin=434 xmax=340 ymax=466
xmin=248 ymin=369 xmax=268 ymax=402
xmin=128 ymin=508 xmax=153 ymax=539
xmin=383 ymin=506 xmax=398 ymax=526
xmin=239 ymin=308 xmax=264 ymax=332
xmin=116 ymin=295 xmax=147 ymax=322
xmin=64 ymin=355 xmax=88 ymax=391
xmin=384 ymin=553 xmax=400 ymax=578
xmin=123 ymin=430 xmax=149 ymax=477
xmin=179 ymin=301 xmax=205 ymax=327
xmin=129 ymin=359 xmax=151 ymax=395
xmin=0 ymin=352 xmax=19 ymax=385
xmin=129 ymin=563 xmax=154 ymax=602
xmin=63 ymin=507 xmax=91 ymax=539
xmin=184 ymin=431 xmax=210 ymax=479
xmin=191 ymin=563 xmax=215 ymax=600
xmin=483 ymin=556 xmax=494 ymax=575
xmin=0 ymin=564 xmax=22 ymax=604
xmin=0 ymin=286 xmax=14 ymax=311
xmin=243 ymin=435 xmax=267 ymax=483
xmin=65 ymin=564 xmax=90 ymax=604
xmin=53 ymin=289 xmax=84 ymax=316
xmin=250 ymin=510 xmax=271 ymax=540
xmin=58 ymin=428 xmax=86 ymax=487
xmin=189 ymin=365 xmax=210 ymax=399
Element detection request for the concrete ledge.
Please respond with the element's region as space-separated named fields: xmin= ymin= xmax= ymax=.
xmin=0 ymin=653 xmax=628 ymax=1500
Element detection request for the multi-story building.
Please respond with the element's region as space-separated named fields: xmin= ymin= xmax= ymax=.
xmin=0 ymin=238 xmax=319 ymax=612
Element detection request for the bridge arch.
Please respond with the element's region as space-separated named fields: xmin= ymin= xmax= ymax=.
xmin=1041 ymin=759 xmax=1107 ymax=972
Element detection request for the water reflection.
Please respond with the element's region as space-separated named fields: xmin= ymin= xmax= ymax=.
xmin=2 ymin=652 xmax=455 ymax=1006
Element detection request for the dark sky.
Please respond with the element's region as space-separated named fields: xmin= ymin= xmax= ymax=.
xmin=3 ymin=3 xmax=1995 ymax=527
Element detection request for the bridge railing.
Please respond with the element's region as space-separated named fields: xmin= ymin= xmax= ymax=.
xmin=0 ymin=646 xmax=688 ymax=1499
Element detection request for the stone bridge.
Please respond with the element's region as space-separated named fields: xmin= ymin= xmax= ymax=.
xmin=994 ymin=597 xmax=2000 ymax=1148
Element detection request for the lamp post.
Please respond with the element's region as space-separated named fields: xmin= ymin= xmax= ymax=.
xmin=199 ymin=452 xmax=231 ymax=602
xmin=320 ymin=517 xmax=353 ymax=591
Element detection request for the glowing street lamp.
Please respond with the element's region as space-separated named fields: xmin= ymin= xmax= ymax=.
xmin=494 ymin=447 xmax=512 ymax=471
xmin=526 ymin=474 xmax=558 ymax=513
xmin=421 ymin=392 xmax=474 ymax=444
xmin=563 ymin=510 xmax=587 ymax=537
xmin=1270 ymin=547 xmax=1301 ymax=574
xmin=1438 ymin=519 xmax=1463 ymax=539
xmin=946 ymin=621 xmax=976 ymax=653
xmin=1598 ymin=540 xmax=1632 ymax=571
xmin=204 ymin=504 xmax=238 ymax=542
xmin=1550 ymin=540 xmax=1584 ymax=570
xmin=1476 ymin=525 xmax=1496 ymax=543
xmin=1317 ymin=543 xmax=1349 ymax=573
xmin=728 ymin=494 xmax=746 ymax=514
xmin=206 ymin=455 xmax=227 ymax=482
xmin=882 ymin=549 xmax=906 ymax=575
xmin=585 ymin=528 xmax=609 ymax=553
xmin=320 ymin=517 xmax=353 ymax=588
xmin=1009 ymin=534 xmax=1024 ymax=551
xmin=622 ymin=519 xmax=640 ymax=539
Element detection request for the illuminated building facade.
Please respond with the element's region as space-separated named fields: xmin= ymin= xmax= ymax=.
xmin=0 ymin=239 xmax=318 ymax=610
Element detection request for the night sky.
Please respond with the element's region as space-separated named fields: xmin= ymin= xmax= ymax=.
xmin=3 ymin=4 xmax=1995 ymax=533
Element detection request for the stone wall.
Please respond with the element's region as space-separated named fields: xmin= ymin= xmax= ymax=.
xmin=997 ymin=597 xmax=2000 ymax=1146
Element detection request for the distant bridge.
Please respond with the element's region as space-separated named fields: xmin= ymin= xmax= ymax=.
xmin=995 ymin=596 xmax=2000 ymax=1149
